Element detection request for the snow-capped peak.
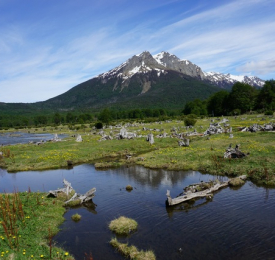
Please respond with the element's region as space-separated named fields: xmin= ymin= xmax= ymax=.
xmin=97 ymin=51 xmax=265 ymax=89
xmin=203 ymin=71 xmax=265 ymax=88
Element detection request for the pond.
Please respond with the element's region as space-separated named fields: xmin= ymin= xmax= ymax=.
xmin=0 ymin=131 xmax=67 ymax=145
xmin=1 ymin=164 xmax=275 ymax=259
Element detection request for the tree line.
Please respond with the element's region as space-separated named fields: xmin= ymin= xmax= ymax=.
xmin=183 ymin=80 xmax=275 ymax=117
xmin=0 ymin=80 xmax=274 ymax=129
xmin=0 ymin=108 xmax=176 ymax=129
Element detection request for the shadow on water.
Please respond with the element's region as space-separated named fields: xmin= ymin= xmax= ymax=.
xmin=166 ymin=197 xmax=213 ymax=218
xmin=1 ymin=164 xmax=275 ymax=259
xmin=69 ymin=201 xmax=98 ymax=215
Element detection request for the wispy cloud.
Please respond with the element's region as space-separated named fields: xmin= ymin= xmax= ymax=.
xmin=0 ymin=0 xmax=274 ymax=102
xmin=237 ymin=60 xmax=275 ymax=76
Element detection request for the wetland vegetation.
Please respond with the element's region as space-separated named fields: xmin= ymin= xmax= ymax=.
xmin=0 ymin=191 xmax=74 ymax=259
xmin=1 ymin=80 xmax=275 ymax=258
xmin=0 ymin=114 xmax=274 ymax=186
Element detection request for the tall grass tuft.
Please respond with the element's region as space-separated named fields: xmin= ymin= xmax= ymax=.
xmin=109 ymin=216 xmax=138 ymax=235
xmin=110 ymin=238 xmax=156 ymax=260
xmin=0 ymin=191 xmax=74 ymax=259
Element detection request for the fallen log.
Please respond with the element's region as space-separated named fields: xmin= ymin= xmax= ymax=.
xmin=47 ymin=179 xmax=73 ymax=197
xmin=47 ymin=179 xmax=96 ymax=206
xmin=224 ymin=144 xmax=248 ymax=159
xmin=166 ymin=175 xmax=246 ymax=206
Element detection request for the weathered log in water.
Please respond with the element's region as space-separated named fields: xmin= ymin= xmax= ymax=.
xmin=47 ymin=179 xmax=96 ymax=205
xmin=166 ymin=175 xmax=247 ymax=206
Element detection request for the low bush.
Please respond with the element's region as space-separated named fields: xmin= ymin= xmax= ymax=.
xmin=184 ymin=116 xmax=197 ymax=126
xmin=264 ymin=110 xmax=274 ymax=116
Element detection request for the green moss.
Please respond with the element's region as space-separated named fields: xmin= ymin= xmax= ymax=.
xmin=229 ymin=177 xmax=245 ymax=186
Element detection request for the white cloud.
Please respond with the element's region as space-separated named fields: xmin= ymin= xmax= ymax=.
xmin=1 ymin=0 xmax=275 ymax=102
xmin=237 ymin=60 xmax=275 ymax=76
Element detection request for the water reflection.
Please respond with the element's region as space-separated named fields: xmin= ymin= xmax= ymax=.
xmin=1 ymin=164 xmax=275 ymax=260
xmin=69 ymin=201 xmax=97 ymax=215
xmin=0 ymin=132 xmax=67 ymax=145
xmin=166 ymin=198 xmax=213 ymax=217
xmin=109 ymin=166 xmax=192 ymax=187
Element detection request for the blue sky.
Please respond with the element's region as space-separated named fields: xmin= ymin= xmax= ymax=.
xmin=1 ymin=0 xmax=275 ymax=103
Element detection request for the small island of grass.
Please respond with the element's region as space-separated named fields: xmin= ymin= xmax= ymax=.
xmin=109 ymin=216 xmax=138 ymax=235
xmin=71 ymin=213 xmax=82 ymax=222
xmin=110 ymin=238 xmax=156 ymax=260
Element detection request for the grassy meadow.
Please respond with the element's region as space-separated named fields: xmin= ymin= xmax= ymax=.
xmin=0 ymin=114 xmax=275 ymax=186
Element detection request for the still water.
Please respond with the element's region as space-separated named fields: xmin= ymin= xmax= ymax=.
xmin=0 ymin=132 xmax=67 ymax=145
xmin=1 ymin=164 xmax=275 ymax=259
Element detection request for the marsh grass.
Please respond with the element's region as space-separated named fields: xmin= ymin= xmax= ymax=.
xmin=71 ymin=213 xmax=81 ymax=222
xmin=126 ymin=185 xmax=133 ymax=191
xmin=110 ymin=238 xmax=156 ymax=260
xmin=109 ymin=216 xmax=138 ymax=235
xmin=1 ymin=115 xmax=275 ymax=185
xmin=229 ymin=177 xmax=245 ymax=186
xmin=0 ymin=191 xmax=74 ymax=259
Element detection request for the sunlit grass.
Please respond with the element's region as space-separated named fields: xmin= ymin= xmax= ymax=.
xmin=110 ymin=237 xmax=156 ymax=260
xmin=0 ymin=191 xmax=74 ymax=259
xmin=109 ymin=216 xmax=138 ymax=235
xmin=1 ymin=114 xmax=275 ymax=185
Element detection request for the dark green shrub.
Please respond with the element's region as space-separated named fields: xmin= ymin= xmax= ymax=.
xmin=264 ymin=110 xmax=274 ymax=115
xmin=95 ymin=121 xmax=103 ymax=129
xmin=184 ymin=116 xmax=197 ymax=126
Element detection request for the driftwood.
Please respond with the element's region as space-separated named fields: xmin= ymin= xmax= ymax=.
xmin=178 ymin=138 xmax=189 ymax=147
xmin=204 ymin=123 xmax=224 ymax=136
xmin=118 ymin=127 xmax=137 ymax=139
xmin=166 ymin=175 xmax=247 ymax=206
xmin=47 ymin=179 xmax=96 ymax=205
xmin=224 ymin=144 xmax=248 ymax=158
xmin=47 ymin=179 xmax=73 ymax=197
xmin=76 ymin=134 xmax=83 ymax=142
xmin=239 ymin=123 xmax=275 ymax=132
xmin=52 ymin=134 xmax=61 ymax=142
xmin=76 ymin=188 xmax=96 ymax=203
xmin=146 ymin=134 xmax=154 ymax=145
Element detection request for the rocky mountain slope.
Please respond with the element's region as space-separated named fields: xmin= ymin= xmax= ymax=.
xmin=97 ymin=50 xmax=264 ymax=90
xmin=35 ymin=51 xmax=265 ymax=110
xmin=203 ymin=71 xmax=264 ymax=89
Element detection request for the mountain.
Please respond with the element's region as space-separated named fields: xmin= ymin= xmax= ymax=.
xmin=3 ymin=51 xmax=266 ymax=114
xmin=203 ymin=72 xmax=265 ymax=89
xmin=39 ymin=50 xmax=247 ymax=111
xmin=95 ymin=50 xmax=264 ymax=91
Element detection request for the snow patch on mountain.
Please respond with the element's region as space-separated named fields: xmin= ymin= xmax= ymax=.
xmin=97 ymin=50 xmax=265 ymax=90
xmin=203 ymin=71 xmax=265 ymax=88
